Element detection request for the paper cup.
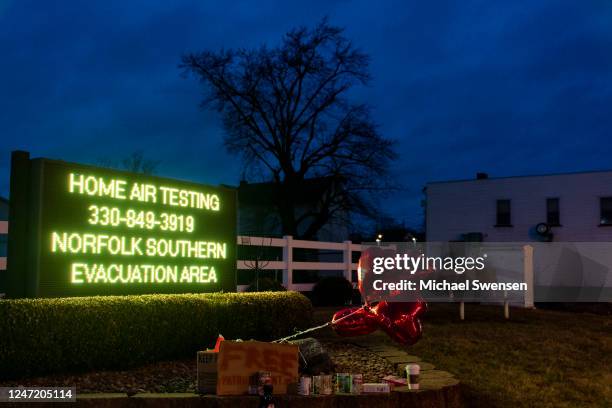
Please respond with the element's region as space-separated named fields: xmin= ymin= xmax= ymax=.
xmin=405 ymin=364 xmax=420 ymax=390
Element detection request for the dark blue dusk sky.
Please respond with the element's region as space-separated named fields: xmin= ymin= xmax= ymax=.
xmin=1 ymin=0 xmax=611 ymax=228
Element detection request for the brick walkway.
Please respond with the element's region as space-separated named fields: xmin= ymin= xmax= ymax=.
xmin=346 ymin=335 xmax=460 ymax=395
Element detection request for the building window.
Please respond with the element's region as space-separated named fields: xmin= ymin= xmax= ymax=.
xmin=496 ymin=199 xmax=511 ymax=226
xmin=546 ymin=198 xmax=560 ymax=226
xmin=600 ymin=197 xmax=612 ymax=226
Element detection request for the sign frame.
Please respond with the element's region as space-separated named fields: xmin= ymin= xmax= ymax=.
xmin=6 ymin=150 xmax=237 ymax=298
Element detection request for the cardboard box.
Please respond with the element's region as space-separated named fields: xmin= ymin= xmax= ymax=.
xmin=196 ymin=350 xmax=218 ymax=394
xmin=362 ymin=383 xmax=391 ymax=394
xmin=216 ymin=340 xmax=299 ymax=395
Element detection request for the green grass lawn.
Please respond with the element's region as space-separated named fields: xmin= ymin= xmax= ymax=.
xmin=315 ymin=304 xmax=611 ymax=408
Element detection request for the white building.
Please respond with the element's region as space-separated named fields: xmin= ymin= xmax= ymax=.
xmin=426 ymin=171 xmax=612 ymax=242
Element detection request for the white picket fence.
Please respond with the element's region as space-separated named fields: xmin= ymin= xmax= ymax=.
xmin=0 ymin=221 xmax=359 ymax=292
xmin=236 ymin=235 xmax=361 ymax=292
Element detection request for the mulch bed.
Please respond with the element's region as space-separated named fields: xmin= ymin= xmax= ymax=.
xmin=1 ymin=360 xmax=197 ymax=394
xmin=0 ymin=341 xmax=395 ymax=393
xmin=323 ymin=341 xmax=397 ymax=382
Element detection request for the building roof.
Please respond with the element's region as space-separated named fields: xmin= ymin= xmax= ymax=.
xmin=427 ymin=169 xmax=612 ymax=186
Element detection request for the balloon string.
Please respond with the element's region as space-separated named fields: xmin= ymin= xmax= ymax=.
xmin=273 ymin=305 xmax=366 ymax=343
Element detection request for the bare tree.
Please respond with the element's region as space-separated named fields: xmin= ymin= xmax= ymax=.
xmin=181 ymin=19 xmax=396 ymax=239
xmin=121 ymin=151 xmax=160 ymax=175
xmin=240 ymin=236 xmax=274 ymax=291
xmin=97 ymin=151 xmax=160 ymax=175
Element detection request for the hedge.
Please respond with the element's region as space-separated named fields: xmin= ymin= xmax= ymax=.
xmin=0 ymin=292 xmax=313 ymax=379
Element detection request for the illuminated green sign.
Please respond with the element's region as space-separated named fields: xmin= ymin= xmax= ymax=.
xmin=6 ymin=151 xmax=237 ymax=297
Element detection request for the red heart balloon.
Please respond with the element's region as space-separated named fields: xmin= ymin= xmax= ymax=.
xmin=372 ymin=300 xmax=427 ymax=345
xmin=331 ymin=306 xmax=378 ymax=337
xmin=358 ymin=247 xmax=396 ymax=305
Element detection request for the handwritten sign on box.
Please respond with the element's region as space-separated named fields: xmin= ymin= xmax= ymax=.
xmin=217 ymin=340 xmax=299 ymax=395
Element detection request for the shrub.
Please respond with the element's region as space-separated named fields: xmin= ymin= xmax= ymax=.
xmin=0 ymin=292 xmax=312 ymax=379
xmin=311 ymin=276 xmax=354 ymax=306
xmin=246 ymin=277 xmax=287 ymax=292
